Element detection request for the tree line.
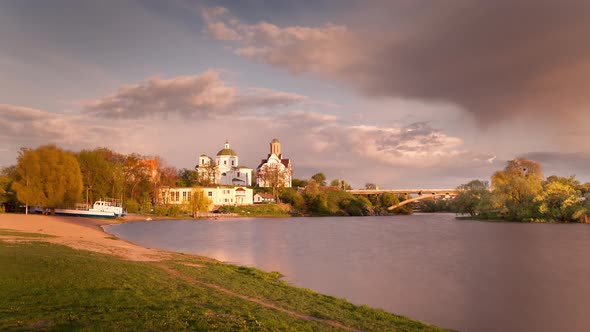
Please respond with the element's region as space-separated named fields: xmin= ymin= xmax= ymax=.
xmin=452 ymin=158 xmax=590 ymax=222
xmin=0 ymin=145 xmax=209 ymax=215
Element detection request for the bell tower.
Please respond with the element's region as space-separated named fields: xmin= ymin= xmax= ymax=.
xmin=270 ymin=138 xmax=281 ymax=157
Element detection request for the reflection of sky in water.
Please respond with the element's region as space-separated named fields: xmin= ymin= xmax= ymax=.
xmin=105 ymin=215 xmax=590 ymax=332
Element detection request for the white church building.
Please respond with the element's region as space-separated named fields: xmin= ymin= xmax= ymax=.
xmin=196 ymin=141 xmax=253 ymax=186
xmin=256 ymin=139 xmax=293 ymax=188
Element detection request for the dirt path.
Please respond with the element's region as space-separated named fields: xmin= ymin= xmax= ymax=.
xmin=154 ymin=263 xmax=363 ymax=332
xmin=0 ymin=213 xmax=362 ymax=331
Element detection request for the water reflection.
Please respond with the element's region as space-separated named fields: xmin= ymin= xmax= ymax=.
xmin=105 ymin=214 xmax=590 ymax=332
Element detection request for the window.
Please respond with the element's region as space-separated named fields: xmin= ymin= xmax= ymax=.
xmin=208 ymin=191 xmax=213 ymax=197
xmin=237 ymin=172 xmax=240 ymax=177
xmin=224 ymin=160 xmax=227 ymax=165
xmin=176 ymin=192 xmax=180 ymax=201
xmin=187 ymin=192 xmax=191 ymax=201
xmin=232 ymin=161 xmax=235 ymax=165
xmin=183 ymin=192 xmax=187 ymax=201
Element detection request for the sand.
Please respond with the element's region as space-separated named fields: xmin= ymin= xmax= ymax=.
xmin=0 ymin=213 xmax=168 ymax=261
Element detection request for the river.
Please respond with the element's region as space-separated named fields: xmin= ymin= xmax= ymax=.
xmin=104 ymin=214 xmax=590 ymax=332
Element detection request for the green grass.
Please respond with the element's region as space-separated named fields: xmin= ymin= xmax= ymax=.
xmin=0 ymin=228 xmax=57 ymax=238
xmin=0 ymin=241 xmax=452 ymax=331
xmin=219 ymin=204 xmax=292 ymax=217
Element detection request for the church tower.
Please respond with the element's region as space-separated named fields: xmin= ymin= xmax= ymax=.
xmin=270 ymin=138 xmax=281 ymax=157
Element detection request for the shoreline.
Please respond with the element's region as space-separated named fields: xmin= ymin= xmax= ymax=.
xmin=0 ymin=213 xmax=169 ymax=261
xmin=0 ymin=212 xmax=451 ymax=331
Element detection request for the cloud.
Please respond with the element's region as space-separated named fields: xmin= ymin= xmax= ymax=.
xmin=0 ymin=104 xmax=126 ymax=156
xmin=83 ymin=70 xmax=306 ymax=118
xmin=518 ymin=151 xmax=590 ymax=181
xmin=202 ymin=3 xmax=590 ymax=126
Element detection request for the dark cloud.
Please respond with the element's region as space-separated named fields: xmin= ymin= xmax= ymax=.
xmin=519 ymin=152 xmax=590 ymax=181
xmin=205 ymin=1 xmax=590 ymax=125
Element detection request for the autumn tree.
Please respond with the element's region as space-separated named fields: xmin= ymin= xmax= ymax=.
xmin=189 ymin=186 xmax=211 ymax=218
xmin=535 ymin=176 xmax=584 ymax=222
xmin=196 ymin=163 xmax=218 ymax=187
xmin=491 ymin=158 xmax=543 ymax=221
xmin=258 ymin=163 xmax=289 ymax=201
xmin=12 ymin=145 xmax=83 ymax=214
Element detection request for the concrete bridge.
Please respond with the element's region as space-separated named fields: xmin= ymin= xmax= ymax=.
xmin=346 ymin=189 xmax=460 ymax=210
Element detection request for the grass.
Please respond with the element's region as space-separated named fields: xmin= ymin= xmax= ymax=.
xmin=0 ymin=241 xmax=453 ymax=331
xmin=0 ymin=228 xmax=57 ymax=238
xmin=219 ymin=204 xmax=292 ymax=217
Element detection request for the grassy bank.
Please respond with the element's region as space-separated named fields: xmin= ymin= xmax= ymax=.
xmin=219 ymin=203 xmax=292 ymax=217
xmin=0 ymin=239 xmax=451 ymax=331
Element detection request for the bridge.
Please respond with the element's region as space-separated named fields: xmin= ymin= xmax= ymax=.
xmin=346 ymin=189 xmax=460 ymax=210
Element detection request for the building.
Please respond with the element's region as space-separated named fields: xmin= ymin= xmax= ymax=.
xmin=254 ymin=193 xmax=276 ymax=204
xmin=159 ymin=186 xmax=253 ymax=209
xmin=256 ymin=139 xmax=292 ymax=188
xmin=196 ymin=141 xmax=253 ymax=186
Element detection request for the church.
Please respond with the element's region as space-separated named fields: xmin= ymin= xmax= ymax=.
xmin=196 ymin=141 xmax=253 ymax=186
xmin=256 ymin=139 xmax=293 ymax=188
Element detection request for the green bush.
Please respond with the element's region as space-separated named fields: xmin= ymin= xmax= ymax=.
xmin=125 ymin=198 xmax=140 ymax=213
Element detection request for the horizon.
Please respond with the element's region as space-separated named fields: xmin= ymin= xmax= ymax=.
xmin=2 ymin=0 xmax=590 ymax=188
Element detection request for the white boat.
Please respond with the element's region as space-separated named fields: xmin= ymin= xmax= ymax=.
xmin=34 ymin=200 xmax=126 ymax=218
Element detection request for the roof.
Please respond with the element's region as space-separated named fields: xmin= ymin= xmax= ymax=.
xmin=235 ymin=187 xmax=246 ymax=191
xmin=256 ymin=158 xmax=291 ymax=170
xmin=217 ymin=148 xmax=237 ymax=156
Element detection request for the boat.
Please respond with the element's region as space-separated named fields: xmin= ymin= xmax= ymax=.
xmin=34 ymin=200 xmax=126 ymax=218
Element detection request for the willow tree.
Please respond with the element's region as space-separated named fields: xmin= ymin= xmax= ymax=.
xmin=491 ymin=158 xmax=543 ymax=221
xmin=189 ymin=186 xmax=211 ymax=218
xmin=12 ymin=145 xmax=83 ymax=215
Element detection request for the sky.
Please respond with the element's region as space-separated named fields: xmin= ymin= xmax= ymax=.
xmin=1 ymin=0 xmax=590 ymax=188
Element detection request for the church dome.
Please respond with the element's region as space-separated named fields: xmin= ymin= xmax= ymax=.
xmin=271 ymin=138 xmax=280 ymax=143
xmin=216 ymin=148 xmax=237 ymax=156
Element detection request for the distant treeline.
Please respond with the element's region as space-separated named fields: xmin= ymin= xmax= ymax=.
xmin=2 ymin=145 xmax=588 ymax=221
xmin=452 ymin=158 xmax=590 ymax=223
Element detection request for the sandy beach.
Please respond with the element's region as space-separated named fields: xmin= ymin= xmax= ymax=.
xmin=0 ymin=213 xmax=167 ymax=261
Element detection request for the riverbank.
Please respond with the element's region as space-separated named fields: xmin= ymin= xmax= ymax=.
xmin=0 ymin=213 xmax=450 ymax=331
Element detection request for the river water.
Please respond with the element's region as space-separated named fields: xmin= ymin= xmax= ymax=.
xmin=104 ymin=214 xmax=590 ymax=332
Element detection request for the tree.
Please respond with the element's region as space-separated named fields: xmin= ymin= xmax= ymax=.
xmin=311 ymin=173 xmax=327 ymax=186
xmin=12 ymin=145 xmax=83 ymax=215
xmin=292 ymin=178 xmax=308 ymax=188
xmin=330 ymin=179 xmax=352 ymax=190
xmin=365 ymin=183 xmax=378 ymax=190
xmin=258 ymin=163 xmax=289 ymax=201
xmin=189 ymin=187 xmax=211 ymax=218
xmin=0 ymin=166 xmax=17 ymax=211
xmin=77 ymin=149 xmax=112 ymax=205
xmin=491 ymin=158 xmax=543 ymax=221
xmin=177 ymin=168 xmax=199 ymax=187
xmin=196 ymin=163 xmax=218 ymax=187
xmin=452 ymin=180 xmax=491 ymax=217
xmin=535 ymin=176 xmax=584 ymax=222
